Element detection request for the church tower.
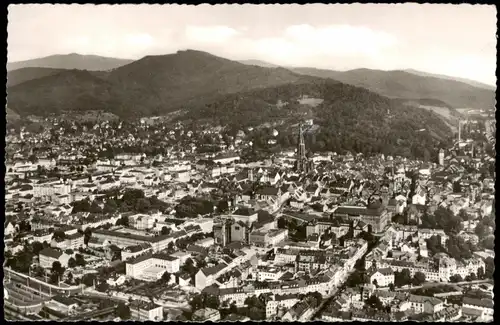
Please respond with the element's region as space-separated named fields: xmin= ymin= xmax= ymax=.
xmin=295 ymin=124 xmax=307 ymax=172
xmin=298 ymin=124 xmax=306 ymax=161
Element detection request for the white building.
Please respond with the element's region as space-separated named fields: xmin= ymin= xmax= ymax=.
xmin=408 ymin=294 xmax=444 ymax=314
xmin=39 ymin=248 xmax=71 ymax=269
xmin=50 ymin=233 xmax=85 ymax=250
xmin=250 ymin=229 xmax=288 ymax=248
xmin=130 ymin=301 xmax=164 ymax=321
xmin=462 ymin=297 xmax=494 ymax=320
xmin=130 ymin=214 xmax=155 ymax=230
xmin=126 ymin=253 xmax=180 ymax=281
xmin=369 ymin=268 xmax=395 ymax=287
xmin=266 ymin=294 xmax=300 ymax=319
xmin=253 ymin=266 xmax=284 ymax=282
xmin=170 ymin=251 xmax=192 ymax=266
xmin=412 ymin=190 xmax=427 ymax=206
xmin=418 ymin=229 xmax=449 ymax=246
xmin=195 ymin=263 xmax=229 ymax=290
xmin=192 ymin=308 xmax=221 ymax=321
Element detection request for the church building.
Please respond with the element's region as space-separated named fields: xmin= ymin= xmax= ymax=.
xmin=294 ymin=124 xmax=314 ymax=173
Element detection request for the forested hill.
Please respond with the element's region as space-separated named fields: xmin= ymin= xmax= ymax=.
xmin=290 ymin=67 xmax=495 ymax=110
xmin=176 ymin=79 xmax=454 ymax=158
xmin=106 ymin=50 xmax=315 ymax=113
xmin=7 ymin=50 xmax=314 ymax=118
xmin=5 ymin=49 xmax=455 ymax=159
xmin=404 ymin=69 xmax=496 ymax=91
xmin=7 ymin=69 xmax=137 ymax=117
xmin=7 ymin=67 xmax=69 ymax=87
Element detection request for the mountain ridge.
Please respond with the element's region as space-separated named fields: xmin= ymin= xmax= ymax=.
xmin=175 ymin=78 xmax=453 ymax=159
xmin=7 ymin=67 xmax=70 ymax=87
xmin=7 ymin=50 xmax=315 ymax=118
xmin=6 ymin=49 xmax=455 ymax=160
xmin=238 ymin=59 xmax=279 ymax=68
xmin=288 ymin=67 xmax=495 ymax=110
xmin=404 ymin=69 xmax=495 ymax=90
xmin=8 ymin=50 xmax=493 ymax=119
xmin=7 ymin=53 xmax=134 ymax=72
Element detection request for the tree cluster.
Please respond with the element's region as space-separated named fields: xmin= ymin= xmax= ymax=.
xmin=394 ymin=268 xmax=412 ymax=288
xmin=115 ymin=302 xmax=131 ymax=320
xmin=278 ymin=217 xmax=307 ymax=242
xmin=175 ymin=233 xmax=206 ymax=250
xmin=345 ymin=270 xmax=369 ymax=287
xmin=175 ymin=196 xmax=214 ymax=218
xmin=365 ymin=294 xmax=385 ymax=311
xmin=6 ymin=249 xmax=34 ymax=273
xmin=420 ymin=207 xmax=464 ymax=235
xmin=72 ymin=189 xmax=169 ymax=215
xmin=243 ymin=295 xmax=267 ymax=320
xmin=426 ymin=234 xmax=475 ymax=261
xmin=178 ymin=80 xmax=453 ymax=160
xmin=189 ymin=292 xmax=221 ymax=311
xmin=50 ymin=261 xmax=65 ymax=284
xmin=180 ymin=258 xmax=204 ymax=281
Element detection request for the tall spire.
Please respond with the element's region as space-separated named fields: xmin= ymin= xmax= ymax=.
xmin=458 ymin=119 xmax=461 ymax=143
xmin=296 ymin=123 xmax=307 ymax=172
xmin=298 ymin=123 xmax=305 ymax=160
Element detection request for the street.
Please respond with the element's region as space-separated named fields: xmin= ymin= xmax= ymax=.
xmin=306 ymin=269 xmax=354 ymax=321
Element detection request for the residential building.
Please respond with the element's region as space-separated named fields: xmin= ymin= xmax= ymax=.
xmin=249 ymin=229 xmax=288 ymax=248
xmin=266 ymin=294 xmax=300 ymax=319
xmin=369 ymin=268 xmax=395 ymax=287
xmin=39 ymin=248 xmax=70 ymax=268
xmin=195 ymin=263 xmax=229 ymax=290
xmin=192 ymin=308 xmax=221 ymax=322
xmin=129 ymin=300 xmax=164 ymax=321
xmin=462 ymin=297 xmax=494 ymax=319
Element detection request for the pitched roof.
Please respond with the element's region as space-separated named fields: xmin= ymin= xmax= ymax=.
xmin=463 ymin=297 xmax=494 ymax=309
xmin=408 ymin=294 xmax=443 ymax=306
xmin=186 ymin=244 xmax=209 ymax=255
xmin=192 ymin=308 xmax=220 ymax=321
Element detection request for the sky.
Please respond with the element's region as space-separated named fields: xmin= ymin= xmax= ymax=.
xmin=7 ymin=4 xmax=497 ymax=85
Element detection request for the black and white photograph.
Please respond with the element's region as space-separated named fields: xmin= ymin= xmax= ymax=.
xmin=4 ymin=3 xmax=496 ymax=322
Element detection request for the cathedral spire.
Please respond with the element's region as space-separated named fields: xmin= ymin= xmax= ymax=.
xmin=298 ymin=123 xmax=306 ymax=160
xmin=298 ymin=123 xmax=304 ymax=144
xmin=296 ymin=123 xmax=307 ymax=172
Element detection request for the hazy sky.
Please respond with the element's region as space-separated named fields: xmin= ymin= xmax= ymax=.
xmin=8 ymin=4 xmax=497 ymax=85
